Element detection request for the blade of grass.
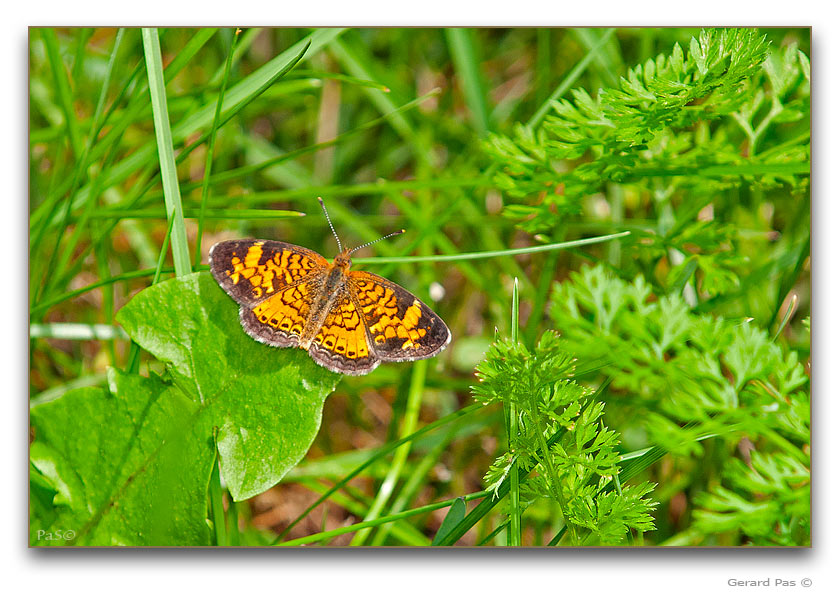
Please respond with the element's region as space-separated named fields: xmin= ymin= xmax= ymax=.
xmin=41 ymin=29 xmax=82 ymax=157
xmin=30 ymin=267 xmax=176 ymax=317
xmin=164 ymin=173 xmax=483 ymax=208
xmin=69 ymin=28 xmax=94 ymax=81
xmin=773 ymin=236 xmax=809 ymax=329
xmin=175 ymin=29 xmax=345 ymax=144
xmin=370 ymin=422 xmax=460 ymax=545
xmin=431 ymin=497 xmax=467 ymax=546
xmin=39 ymin=125 xmax=125 ymax=305
xmin=523 ymin=227 xmax=568 ymax=348
xmin=209 ymin=447 xmax=228 ymax=546
xmin=32 ymin=28 xmax=218 ymax=231
xmin=329 ymin=34 xmax=432 ymax=168
xmin=163 ymin=88 xmax=442 ymax=201
xmin=207 ymin=27 xmax=260 ymax=87
xmin=31 ymin=29 xmax=128 ymax=306
xmin=277 ymin=491 xmax=489 ymax=547
xmin=272 ymin=402 xmax=485 ymax=543
xmin=297 ymin=478 xmax=429 ymax=546
xmin=445 ymin=28 xmax=490 ymax=135
xmin=772 ymin=294 xmax=799 ymax=342
xmin=353 ymin=231 xmax=631 ymax=264
xmin=29 ymin=323 xmax=129 ymax=341
xmin=227 ymin=498 xmax=240 ymax=546
xmin=83 ymin=208 xmax=304 ymax=221
xmin=142 ymin=27 xmax=191 ymax=276
xmin=289 ymin=69 xmax=390 ymax=92
xmin=93 ymin=222 xmax=117 ymax=365
xmin=34 ymin=30 xmax=121 ymax=300
xmin=39 ymin=28 xmax=331 ymax=234
xmin=43 ymin=33 xmax=315 ymax=291
xmin=194 ymin=27 xmax=241 ymax=265
xmin=125 ymin=214 xmax=176 ymax=374
xmin=29 ymin=373 xmax=109 ymax=408
xmin=508 ymin=278 xmax=521 ymax=546
xmin=570 ymin=28 xmax=622 ymax=88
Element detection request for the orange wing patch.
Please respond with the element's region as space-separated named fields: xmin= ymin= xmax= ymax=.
xmin=252 ymin=284 xmax=312 ymax=338
xmin=308 ymin=296 xmax=378 ymax=374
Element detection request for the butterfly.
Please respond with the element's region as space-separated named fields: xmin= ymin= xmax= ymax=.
xmin=209 ymin=198 xmax=451 ymax=375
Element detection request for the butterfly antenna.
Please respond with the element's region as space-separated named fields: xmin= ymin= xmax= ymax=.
xmin=318 ymin=197 xmax=342 ymax=252
xmin=348 ymin=229 xmax=406 ymax=256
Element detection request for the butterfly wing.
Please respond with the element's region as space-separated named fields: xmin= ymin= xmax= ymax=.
xmin=238 ymin=283 xmax=319 ymax=348
xmin=210 ymin=239 xmax=329 ymax=348
xmin=209 ymin=239 xmax=327 ymax=307
xmin=348 ymin=270 xmax=451 ymax=362
xmin=307 ymin=295 xmax=380 ymax=375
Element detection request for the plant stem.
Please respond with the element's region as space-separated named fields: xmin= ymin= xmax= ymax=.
xmin=508 ymin=279 xmax=522 ymax=546
xmin=526 ymin=391 xmax=577 ymax=544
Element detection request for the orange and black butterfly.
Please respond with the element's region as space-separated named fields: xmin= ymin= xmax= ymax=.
xmin=209 ymin=199 xmax=450 ymax=375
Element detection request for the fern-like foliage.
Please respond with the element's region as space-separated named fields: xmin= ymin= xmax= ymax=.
xmin=693 ymin=451 xmax=810 ymax=546
xmin=484 ymin=28 xmax=810 ymax=301
xmin=472 ymin=331 xmax=657 ymax=545
xmin=548 ymin=264 xmax=810 ymax=545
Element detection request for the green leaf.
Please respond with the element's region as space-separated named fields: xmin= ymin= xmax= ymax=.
xmin=431 ymin=496 xmax=466 ymax=545
xmin=115 ymin=272 xmax=340 ymax=500
xmin=30 ymin=369 xmax=211 ymax=545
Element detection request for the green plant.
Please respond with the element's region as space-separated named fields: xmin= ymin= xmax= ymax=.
xmin=549 ymin=264 xmax=810 ymax=545
xmin=30 ymin=274 xmax=339 ymax=545
xmin=483 ymin=28 xmax=810 ymax=303
xmin=473 ymin=331 xmax=657 ymax=545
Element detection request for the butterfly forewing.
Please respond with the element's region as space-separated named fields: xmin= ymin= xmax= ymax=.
xmin=209 ymin=239 xmax=327 ymax=307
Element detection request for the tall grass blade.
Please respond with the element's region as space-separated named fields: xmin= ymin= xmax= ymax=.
xmin=142 ymin=27 xmax=191 ymax=276
xmin=445 ymin=28 xmax=490 ymax=135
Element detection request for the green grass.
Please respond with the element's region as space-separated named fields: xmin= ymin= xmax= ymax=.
xmin=29 ymin=27 xmax=810 ymax=547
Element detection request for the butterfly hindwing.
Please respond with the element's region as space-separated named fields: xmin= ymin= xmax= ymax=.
xmin=348 ymin=270 xmax=451 ymax=362
xmin=307 ymin=295 xmax=380 ymax=375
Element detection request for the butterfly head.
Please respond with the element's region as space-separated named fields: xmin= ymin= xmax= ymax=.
xmin=318 ymin=197 xmax=404 ymax=268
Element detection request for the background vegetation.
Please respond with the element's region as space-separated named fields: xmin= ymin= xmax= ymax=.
xmin=29 ymin=27 xmax=810 ymax=546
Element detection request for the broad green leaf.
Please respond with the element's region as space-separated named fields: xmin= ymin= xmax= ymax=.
xmin=30 ymin=369 xmax=211 ymax=545
xmin=115 ymin=272 xmax=340 ymax=500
